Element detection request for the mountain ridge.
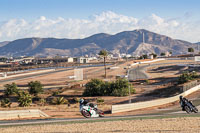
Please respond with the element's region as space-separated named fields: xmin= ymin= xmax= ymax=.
xmin=0 ymin=29 xmax=197 ymax=57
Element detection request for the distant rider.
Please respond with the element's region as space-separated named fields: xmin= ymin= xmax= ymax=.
xmin=179 ymin=96 xmax=193 ymax=111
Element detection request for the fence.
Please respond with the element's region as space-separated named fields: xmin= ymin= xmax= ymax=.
xmin=112 ymin=83 xmax=200 ymax=113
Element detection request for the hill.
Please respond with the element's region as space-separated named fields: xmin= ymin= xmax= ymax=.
xmin=0 ymin=29 xmax=197 ymax=57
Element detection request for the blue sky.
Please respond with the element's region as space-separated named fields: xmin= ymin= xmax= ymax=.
xmin=0 ymin=0 xmax=200 ymax=42
xmin=0 ymin=0 xmax=199 ymax=20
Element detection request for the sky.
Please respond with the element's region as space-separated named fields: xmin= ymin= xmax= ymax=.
xmin=0 ymin=0 xmax=200 ymax=42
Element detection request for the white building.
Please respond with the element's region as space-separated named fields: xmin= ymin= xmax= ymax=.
xmin=67 ymin=57 xmax=74 ymax=62
xmin=77 ymin=57 xmax=89 ymax=63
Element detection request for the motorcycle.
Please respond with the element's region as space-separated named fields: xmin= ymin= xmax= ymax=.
xmin=80 ymin=103 xmax=104 ymax=118
xmin=181 ymin=100 xmax=198 ymax=114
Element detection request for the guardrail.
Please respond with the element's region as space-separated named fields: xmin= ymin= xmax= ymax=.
xmin=112 ymin=83 xmax=200 ymax=113
xmin=131 ymin=59 xmax=165 ymax=67
xmin=0 ymin=109 xmax=49 ymax=120
xmin=0 ymin=69 xmax=55 ymax=80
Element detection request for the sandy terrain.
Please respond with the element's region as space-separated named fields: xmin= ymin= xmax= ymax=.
xmin=1 ymin=117 xmax=200 ymax=133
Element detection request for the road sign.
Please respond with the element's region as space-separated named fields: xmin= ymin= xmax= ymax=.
xmin=74 ymin=68 xmax=83 ymax=80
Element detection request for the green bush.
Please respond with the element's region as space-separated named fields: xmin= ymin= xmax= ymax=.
xmin=51 ymin=97 xmax=68 ymax=105
xmin=39 ymin=98 xmax=46 ymax=106
xmin=1 ymin=98 xmax=12 ymax=107
xmin=178 ymin=71 xmax=199 ymax=84
xmin=4 ymin=83 xmax=19 ymax=96
xmin=28 ymin=81 xmax=43 ymax=96
xmin=83 ymin=78 xmax=135 ymax=97
xmin=97 ymin=98 xmax=104 ymax=104
xmin=110 ymin=78 xmax=130 ymax=96
xmin=72 ymin=97 xmax=80 ymax=104
xmin=18 ymin=91 xmax=32 ymax=107
xmin=52 ymin=91 xmax=60 ymax=96
xmin=83 ymin=79 xmax=105 ymax=96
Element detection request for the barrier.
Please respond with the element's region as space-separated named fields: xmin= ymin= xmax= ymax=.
xmin=112 ymin=84 xmax=200 ymax=113
xmin=0 ymin=69 xmax=55 ymax=80
xmin=131 ymin=59 xmax=165 ymax=66
xmin=0 ymin=109 xmax=49 ymax=120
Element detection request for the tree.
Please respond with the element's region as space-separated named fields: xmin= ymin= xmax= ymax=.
xmin=188 ymin=48 xmax=194 ymax=53
xmin=99 ymin=50 xmax=108 ymax=78
xmin=18 ymin=91 xmax=32 ymax=107
xmin=28 ymin=81 xmax=43 ymax=96
xmin=140 ymin=54 xmax=148 ymax=59
xmin=160 ymin=53 xmax=165 ymax=56
xmin=151 ymin=53 xmax=157 ymax=58
xmin=83 ymin=79 xmax=105 ymax=96
xmin=4 ymin=82 xmax=19 ymax=97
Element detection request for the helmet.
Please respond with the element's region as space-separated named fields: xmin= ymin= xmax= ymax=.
xmin=80 ymin=98 xmax=84 ymax=104
xmin=179 ymin=95 xmax=183 ymax=99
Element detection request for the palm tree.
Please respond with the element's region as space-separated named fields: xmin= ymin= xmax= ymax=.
xmin=99 ymin=50 xmax=108 ymax=78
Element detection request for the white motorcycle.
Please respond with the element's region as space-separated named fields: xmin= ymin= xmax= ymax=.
xmin=80 ymin=103 xmax=104 ymax=118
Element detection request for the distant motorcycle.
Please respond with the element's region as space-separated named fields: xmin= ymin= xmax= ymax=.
xmin=179 ymin=96 xmax=198 ymax=114
xmin=79 ymin=99 xmax=104 ymax=118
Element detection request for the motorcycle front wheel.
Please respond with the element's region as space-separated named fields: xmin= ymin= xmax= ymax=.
xmin=81 ymin=109 xmax=91 ymax=118
xmin=193 ymin=107 xmax=198 ymax=113
xmin=98 ymin=110 xmax=104 ymax=117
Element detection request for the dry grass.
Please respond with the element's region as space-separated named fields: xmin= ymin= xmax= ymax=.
xmin=1 ymin=117 xmax=200 ymax=133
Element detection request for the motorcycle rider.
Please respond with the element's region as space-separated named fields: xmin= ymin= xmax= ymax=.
xmin=79 ymin=98 xmax=96 ymax=110
xmin=179 ymin=95 xmax=193 ymax=111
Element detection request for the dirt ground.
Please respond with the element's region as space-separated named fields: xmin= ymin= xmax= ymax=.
xmin=1 ymin=117 xmax=200 ymax=133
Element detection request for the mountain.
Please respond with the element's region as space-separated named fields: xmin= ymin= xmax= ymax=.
xmin=0 ymin=41 xmax=10 ymax=47
xmin=0 ymin=29 xmax=197 ymax=57
xmin=196 ymin=42 xmax=200 ymax=45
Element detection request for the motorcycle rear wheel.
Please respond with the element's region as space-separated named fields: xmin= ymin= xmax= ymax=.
xmin=81 ymin=109 xmax=91 ymax=118
xmin=184 ymin=106 xmax=191 ymax=114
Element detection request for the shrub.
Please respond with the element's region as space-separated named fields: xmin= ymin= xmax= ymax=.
xmin=1 ymin=98 xmax=12 ymax=107
xmin=145 ymin=79 xmax=149 ymax=84
xmin=39 ymin=98 xmax=46 ymax=106
xmin=52 ymin=91 xmax=60 ymax=96
xmin=4 ymin=83 xmax=19 ymax=96
xmin=97 ymin=98 xmax=104 ymax=104
xmin=18 ymin=91 xmax=32 ymax=107
xmin=28 ymin=81 xmax=43 ymax=96
xmin=51 ymin=97 xmax=68 ymax=105
xmin=72 ymin=97 xmax=80 ymax=104
xmin=178 ymin=71 xmax=199 ymax=84
xmin=110 ymin=78 xmax=130 ymax=96
xmin=83 ymin=79 xmax=105 ymax=96
xmin=83 ymin=78 xmax=135 ymax=97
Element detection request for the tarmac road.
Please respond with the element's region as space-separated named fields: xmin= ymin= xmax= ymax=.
xmin=0 ymin=64 xmax=111 ymax=85
xmin=0 ymin=107 xmax=199 ymax=126
xmin=128 ymin=61 xmax=195 ymax=81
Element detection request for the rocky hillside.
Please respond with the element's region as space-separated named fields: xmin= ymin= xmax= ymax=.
xmin=0 ymin=41 xmax=10 ymax=47
xmin=0 ymin=29 xmax=197 ymax=57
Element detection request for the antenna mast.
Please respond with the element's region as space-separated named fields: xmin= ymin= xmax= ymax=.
xmin=143 ymin=32 xmax=145 ymax=43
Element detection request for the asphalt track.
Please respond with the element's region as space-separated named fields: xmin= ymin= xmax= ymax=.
xmin=0 ymin=108 xmax=199 ymax=126
xmin=0 ymin=64 xmax=111 ymax=84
